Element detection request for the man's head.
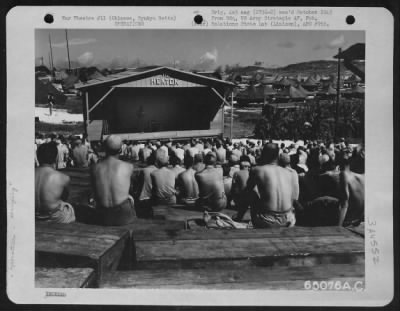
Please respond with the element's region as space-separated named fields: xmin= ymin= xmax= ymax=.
xmin=104 ymin=135 xmax=122 ymax=156
xmin=170 ymin=154 xmax=182 ymax=166
xmin=239 ymin=155 xmax=251 ymax=170
xmin=204 ymin=152 xmax=217 ymax=166
xmin=146 ymin=151 xmax=156 ymax=166
xmin=260 ymin=143 xmax=279 ymax=165
xmin=155 ymin=148 xmax=169 ymax=167
xmin=183 ymin=154 xmax=194 ymax=169
xmin=194 ymin=153 xmax=203 ymax=164
xmin=37 ymin=142 xmax=58 ymax=166
xmin=278 ymin=152 xmax=291 ymax=168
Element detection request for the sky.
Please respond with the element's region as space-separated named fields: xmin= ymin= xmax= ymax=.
xmin=35 ymin=29 xmax=364 ymax=70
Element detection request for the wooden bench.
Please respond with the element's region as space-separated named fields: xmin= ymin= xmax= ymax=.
xmin=100 ymin=263 xmax=364 ymax=289
xmin=36 ymin=222 xmax=130 ymax=284
xmin=132 ymin=226 xmax=365 ymax=270
xmin=346 ymin=223 xmax=365 ymax=238
xmin=35 ymin=268 xmax=96 ymax=288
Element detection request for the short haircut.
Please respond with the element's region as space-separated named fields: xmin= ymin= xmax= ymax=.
xmin=146 ymin=151 xmax=156 ymax=165
xmin=184 ymin=155 xmax=194 ymax=168
xmin=170 ymin=154 xmax=182 ymax=166
xmin=260 ymin=143 xmax=279 ymax=164
xmin=194 ymin=153 xmax=203 ymax=164
xmin=37 ymin=142 xmax=58 ymax=165
xmin=204 ymin=153 xmax=217 ymax=165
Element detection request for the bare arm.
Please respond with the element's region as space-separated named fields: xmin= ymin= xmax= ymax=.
xmin=292 ymin=172 xmax=300 ymax=201
xmin=61 ymin=175 xmax=70 ymax=201
xmin=245 ymin=168 xmax=257 ymax=192
xmin=338 ymin=172 xmax=350 ymax=226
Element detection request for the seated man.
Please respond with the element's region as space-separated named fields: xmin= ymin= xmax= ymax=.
xmin=338 ymin=150 xmax=365 ymax=226
xmin=91 ymin=135 xmax=136 ymax=226
xmin=170 ymin=154 xmax=185 ymax=178
xmin=176 ymin=155 xmax=199 ymax=206
xmin=35 ymin=142 xmax=75 ymax=223
xmin=195 ymin=153 xmax=227 ymax=211
xmin=231 ymin=156 xmax=251 ymax=221
xmin=72 ymin=138 xmax=89 ymax=168
xmin=150 ymin=149 xmax=177 ymax=205
xmin=136 ymin=152 xmax=157 ymax=218
xmin=243 ymin=143 xmax=299 ymax=228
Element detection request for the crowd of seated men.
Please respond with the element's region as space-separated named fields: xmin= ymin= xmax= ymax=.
xmin=35 ymin=133 xmax=364 ymax=228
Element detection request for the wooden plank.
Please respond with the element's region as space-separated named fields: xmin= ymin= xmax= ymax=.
xmin=134 ymin=230 xmax=365 ymax=269
xmin=132 ymin=226 xmax=354 ymax=242
xmin=100 ymin=264 xmax=364 ymax=289
xmin=346 ymin=223 xmax=365 ymax=238
xmin=35 ymin=268 xmax=96 ymax=288
xmin=135 ymin=235 xmax=364 ymax=261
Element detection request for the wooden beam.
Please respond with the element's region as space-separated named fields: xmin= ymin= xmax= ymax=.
xmin=85 ymin=92 xmax=89 ymax=123
xmin=88 ymin=87 xmax=115 ymax=114
xmin=211 ymin=87 xmax=231 ymax=107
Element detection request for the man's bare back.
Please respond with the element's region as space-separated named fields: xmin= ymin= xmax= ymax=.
xmin=91 ymin=155 xmax=133 ymax=208
xmin=339 ymin=169 xmax=364 ymax=225
xmin=35 ymin=166 xmax=70 ymax=213
xmin=248 ymin=164 xmax=299 ymax=213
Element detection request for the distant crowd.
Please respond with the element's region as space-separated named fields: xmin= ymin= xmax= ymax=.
xmin=35 ymin=132 xmax=365 ymax=228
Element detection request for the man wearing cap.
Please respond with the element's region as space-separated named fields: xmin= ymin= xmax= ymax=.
xmin=242 ymin=143 xmax=299 ymax=228
xmin=195 ymin=152 xmax=227 ymax=211
xmin=150 ymin=148 xmax=177 ymax=205
xmin=91 ymin=135 xmax=136 ymax=225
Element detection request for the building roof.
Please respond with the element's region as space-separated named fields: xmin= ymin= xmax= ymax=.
xmin=75 ymin=66 xmax=234 ymax=90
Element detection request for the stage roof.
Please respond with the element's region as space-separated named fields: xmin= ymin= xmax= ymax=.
xmin=75 ymin=66 xmax=234 ymax=90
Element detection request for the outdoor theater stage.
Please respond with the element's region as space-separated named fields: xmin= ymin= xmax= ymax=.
xmin=35 ymin=168 xmax=365 ymax=289
xmin=75 ymin=67 xmax=235 ymax=142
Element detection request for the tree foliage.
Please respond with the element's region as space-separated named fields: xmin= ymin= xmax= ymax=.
xmin=254 ymin=98 xmax=364 ymax=141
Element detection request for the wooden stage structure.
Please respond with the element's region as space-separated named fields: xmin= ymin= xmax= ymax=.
xmin=35 ymin=168 xmax=365 ymax=289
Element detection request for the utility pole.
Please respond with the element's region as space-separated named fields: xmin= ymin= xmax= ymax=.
xmin=65 ymin=29 xmax=71 ymax=71
xmin=230 ymin=90 xmax=234 ymax=139
xmin=48 ymin=33 xmax=54 ymax=76
xmin=335 ymin=47 xmax=341 ymax=140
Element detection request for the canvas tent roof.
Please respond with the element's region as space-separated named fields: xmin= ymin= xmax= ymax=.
xmin=276 ymin=85 xmax=308 ymax=99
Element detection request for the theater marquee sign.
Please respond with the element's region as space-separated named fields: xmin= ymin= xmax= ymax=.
xmin=115 ymin=74 xmax=206 ymax=88
xmin=150 ymin=74 xmax=179 ymax=86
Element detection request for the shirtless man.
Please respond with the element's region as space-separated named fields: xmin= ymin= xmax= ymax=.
xmin=215 ymin=140 xmax=226 ymax=164
xmin=231 ymin=156 xmax=251 ymax=221
xmin=91 ymin=135 xmax=136 ymax=225
xmin=136 ymin=152 xmax=157 ymax=218
xmin=35 ymin=142 xmax=75 ymax=223
xmin=195 ymin=153 xmax=227 ymax=211
xmin=338 ymin=150 xmax=364 ymax=226
xmin=151 ymin=149 xmax=177 ymax=205
xmin=244 ymin=143 xmax=299 ymax=228
xmin=176 ymin=155 xmax=199 ymax=206
xmin=72 ymin=139 xmax=89 ymax=168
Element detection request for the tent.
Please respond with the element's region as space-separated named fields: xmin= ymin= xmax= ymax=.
xmin=35 ymin=76 xmax=67 ymax=106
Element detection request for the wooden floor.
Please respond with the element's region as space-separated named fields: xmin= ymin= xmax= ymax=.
xmin=35 ymin=167 xmax=366 ymax=289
